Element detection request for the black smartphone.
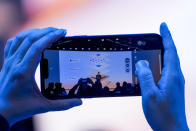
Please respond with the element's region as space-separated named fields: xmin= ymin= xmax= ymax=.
xmin=40 ymin=34 xmax=163 ymax=99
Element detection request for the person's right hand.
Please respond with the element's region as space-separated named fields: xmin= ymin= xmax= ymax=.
xmin=136 ymin=23 xmax=189 ymax=131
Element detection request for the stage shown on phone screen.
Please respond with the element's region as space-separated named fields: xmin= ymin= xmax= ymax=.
xmin=42 ymin=49 xmax=161 ymax=98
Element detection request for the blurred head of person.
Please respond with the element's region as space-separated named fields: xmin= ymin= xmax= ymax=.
xmin=0 ymin=0 xmax=26 ymax=69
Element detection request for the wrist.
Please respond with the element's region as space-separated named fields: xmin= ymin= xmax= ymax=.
xmin=0 ymin=104 xmax=14 ymax=127
xmin=0 ymin=114 xmax=10 ymax=130
xmin=171 ymin=116 xmax=189 ymax=131
xmin=155 ymin=121 xmax=189 ymax=131
xmin=172 ymin=123 xmax=189 ymax=131
xmin=0 ymin=99 xmax=19 ymax=127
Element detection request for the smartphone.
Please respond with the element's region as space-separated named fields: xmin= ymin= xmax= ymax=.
xmin=40 ymin=34 xmax=163 ymax=99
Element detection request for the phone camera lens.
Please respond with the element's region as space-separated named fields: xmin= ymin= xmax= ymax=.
xmin=137 ymin=40 xmax=146 ymax=46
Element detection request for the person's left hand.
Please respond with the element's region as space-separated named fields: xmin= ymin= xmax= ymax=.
xmin=0 ymin=27 xmax=82 ymax=126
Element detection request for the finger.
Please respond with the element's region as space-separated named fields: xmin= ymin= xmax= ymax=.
xmin=136 ymin=60 xmax=158 ymax=97
xmin=160 ymin=22 xmax=181 ymax=71
xmin=15 ymin=27 xmax=58 ymax=61
xmin=33 ymin=54 xmax=42 ymax=73
xmin=22 ymin=29 xmax=66 ymax=67
xmin=4 ymin=38 xmax=13 ymax=58
xmin=8 ymin=29 xmax=39 ymax=57
xmin=46 ymin=99 xmax=82 ymax=111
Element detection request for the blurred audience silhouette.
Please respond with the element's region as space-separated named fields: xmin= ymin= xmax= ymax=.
xmin=45 ymin=77 xmax=141 ymax=98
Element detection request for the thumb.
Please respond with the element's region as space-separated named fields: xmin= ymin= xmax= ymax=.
xmin=136 ymin=60 xmax=158 ymax=96
xmin=46 ymin=98 xmax=82 ymax=112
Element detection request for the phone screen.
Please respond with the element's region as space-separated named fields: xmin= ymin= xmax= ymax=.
xmin=42 ymin=48 xmax=161 ymax=98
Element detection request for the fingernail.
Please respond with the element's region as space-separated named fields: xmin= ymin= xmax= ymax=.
xmin=143 ymin=60 xmax=150 ymax=66
xmin=161 ymin=22 xmax=170 ymax=31
xmin=161 ymin=22 xmax=167 ymax=26
xmin=47 ymin=27 xmax=57 ymax=30
xmin=136 ymin=60 xmax=149 ymax=71
xmin=62 ymin=29 xmax=67 ymax=35
xmin=55 ymin=29 xmax=67 ymax=35
xmin=73 ymin=99 xmax=82 ymax=106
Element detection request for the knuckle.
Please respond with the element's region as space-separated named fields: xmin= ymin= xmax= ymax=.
xmin=48 ymin=32 xmax=56 ymax=37
xmin=15 ymin=34 xmax=24 ymax=41
xmin=30 ymin=28 xmax=39 ymax=32
xmin=170 ymin=71 xmax=181 ymax=82
xmin=6 ymin=38 xmax=13 ymax=44
xmin=181 ymin=74 xmax=185 ymax=85
xmin=168 ymin=44 xmax=177 ymax=52
xmin=31 ymin=43 xmax=40 ymax=51
xmin=4 ymin=38 xmax=14 ymax=55
xmin=3 ymin=58 xmax=13 ymax=71
xmin=46 ymin=27 xmax=56 ymax=30
xmin=179 ymin=73 xmax=185 ymax=86
xmin=26 ymin=34 xmax=36 ymax=43
xmin=142 ymin=89 xmax=157 ymax=100
xmin=64 ymin=101 xmax=76 ymax=109
xmin=146 ymin=90 xmax=157 ymax=99
xmin=10 ymin=64 xmax=28 ymax=81
xmin=170 ymin=71 xmax=185 ymax=87
xmin=11 ymin=70 xmax=24 ymax=81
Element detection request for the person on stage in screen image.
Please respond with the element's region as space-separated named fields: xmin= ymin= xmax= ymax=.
xmin=0 ymin=23 xmax=189 ymax=131
xmin=91 ymin=72 xmax=109 ymax=83
xmin=96 ymin=72 xmax=101 ymax=82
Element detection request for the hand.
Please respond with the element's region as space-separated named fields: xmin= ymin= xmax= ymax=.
xmin=0 ymin=27 xmax=82 ymax=126
xmin=136 ymin=23 xmax=189 ymax=131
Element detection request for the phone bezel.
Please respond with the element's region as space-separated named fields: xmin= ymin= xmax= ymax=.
xmin=40 ymin=33 xmax=164 ymax=99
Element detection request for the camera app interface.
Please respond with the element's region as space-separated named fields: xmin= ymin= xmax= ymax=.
xmin=43 ymin=49 xmax=161 ymax=98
